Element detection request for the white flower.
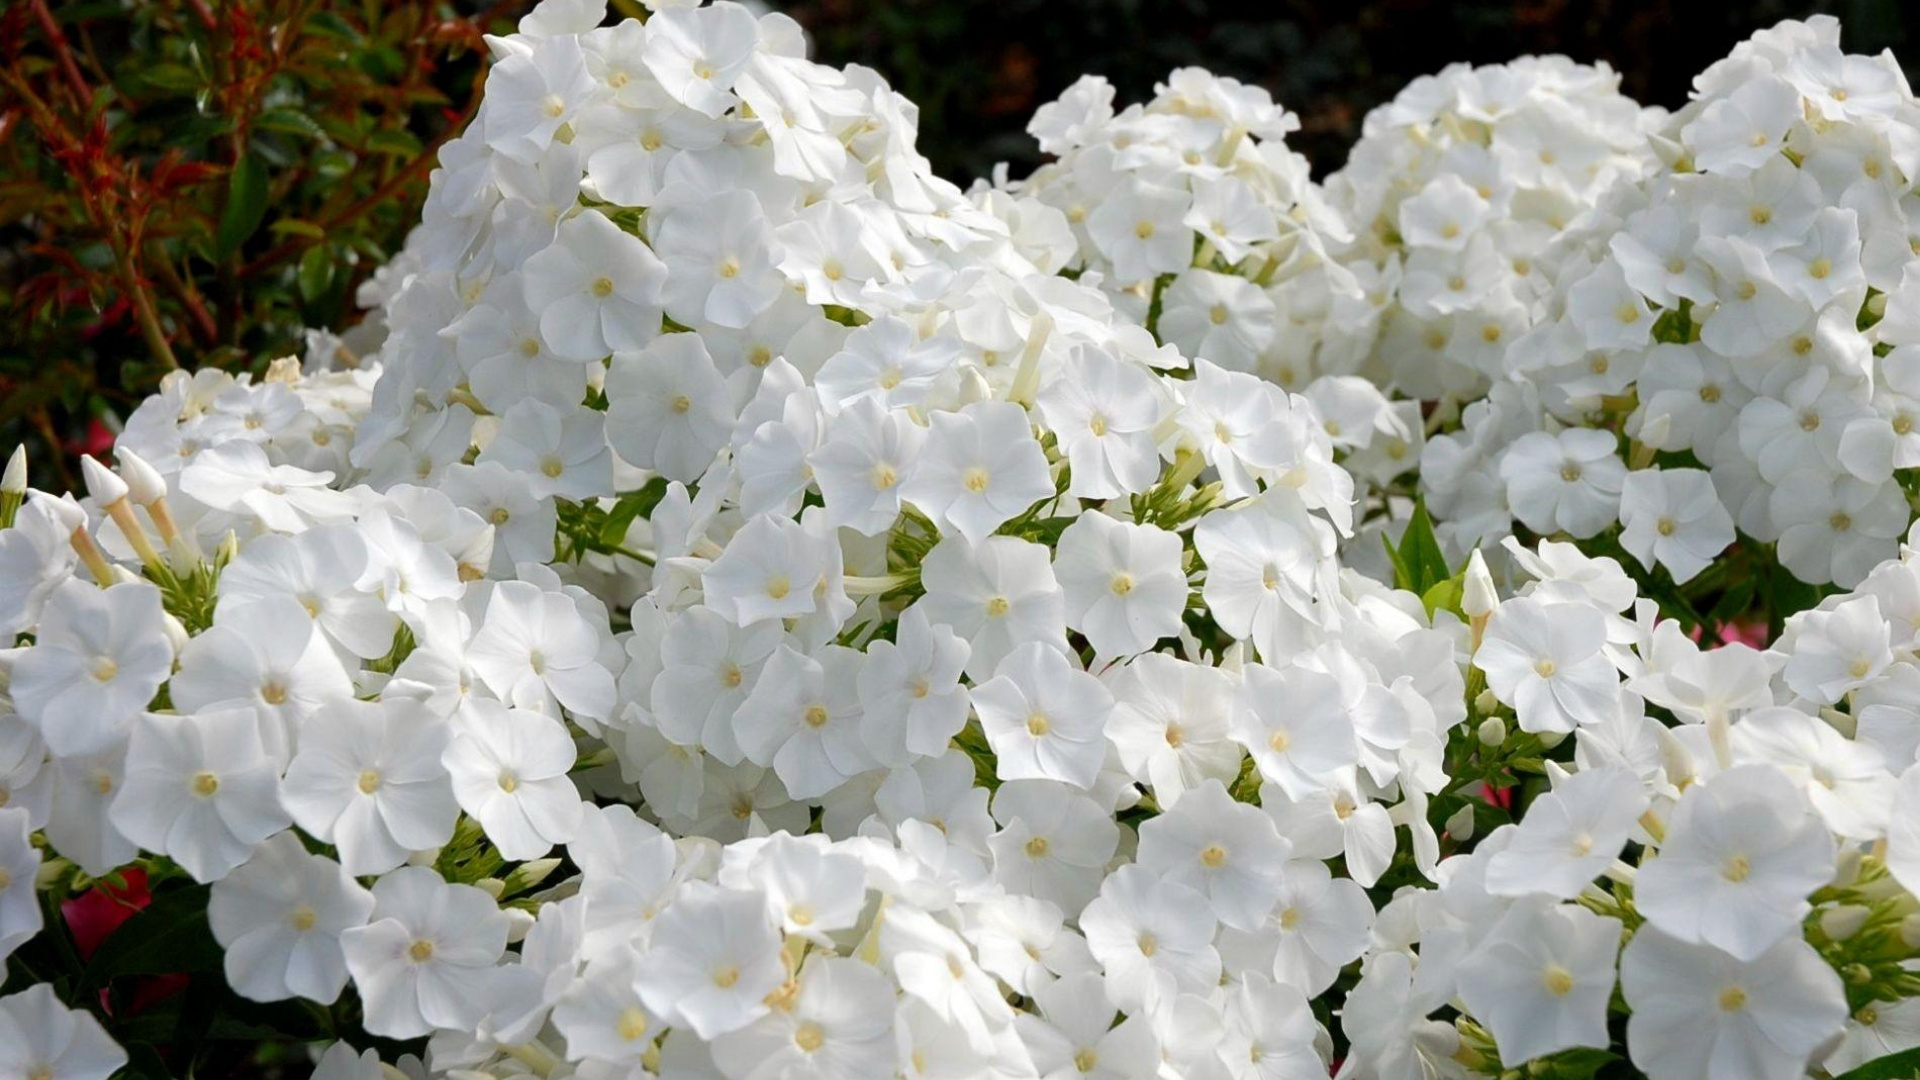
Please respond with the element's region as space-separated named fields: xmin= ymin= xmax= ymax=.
xmin=1634 ymin=764 xmax=1836 ymax=961
xmin=808 ymin=395 xmax=927 ymax=536
xmin=1484 ymin=765 xmax=1648 ymax=899
xmin=207 ymin=832 xmax=375 ymax=1003
xmin=902 ymin=401 xmax=1056 ymax=546
xmin=856 ymin=604 xmax=971 ymax=766
xmin=605 ymin=331 xmax=735 ymax=483
xmin=466 ymin=579 xmax=616 ymax=722
xmin=633 ymin=883 xmax=787 ymax=1039
xmin=651 ymin=188 xmax=784 ymax=329
xmin=1264 ymin=859 xmax=1372 ymax=996
xmin=550 ymin=949 xmax=653 ymax=1067
xmin=445 ymin=699 xmax=583 ymax=860
xmin=701 ymin=513 xmax=837 ymax=628
xmin=1771 ymin=471 xmax=1907 ymax=588
xmin=1086 ymin=182 xmax=1192 ymax=284
xmin=280 ymin=696 xmax=459 ymax=875
xmin=1014 ymin=972 xmax=1159 ymax=1080
xmin=523 ymin=210 xmax=667 ymax=361
xmin=477 ymin=400 xmax=612 ymax=501
xmin=732 ymin=644 xmax=875 ymax=800
xmin=1136 ymin=778 xmax=1290 ymax=931
xmin=1620 ymin=926 xmax=1846 ymax=1080
xmin=179 ymin=440 xmax=353 ymax=532
xmin=0 ymin=495 xmax=78 ymax=637
xmin=915 ymin=534 xmax=1066 ymax=681
xmin=1618 ymin=468 xmax=1736 ymax=585
xmin=987 ymin=780 xmax=1118 ymax=915
xmin=1193 ymin=489 xmax=1334 ymax=661
xmin=641 ymin=2 xmax=760 ymax=117
xmin=709 ymin=956 xmax=899 ymax=1080
xmin=340 ymin=866 xmax=510 ymax=1039
xmin=1035 ymin=345 xmax=1170 ymax=500
xmin=1500 ymin=429 xmax=1627 ymax=540
xmin=309 ymin=1041 xmax=383 ymax=1080
xmin=1474 ymin=596 xmax=1620 ymax=734
xmin=1456 ymin=899 xmax=1622 ymax=1063
xmin=1681 ymin=74 xmax=1802 ymax=175
xmin=170 ymin=594 xmax=355 ymax=759
xmin=1781 ymin=595 xmax=1892 ymax=705
xmin=214 ymin=525 xmax=395 ymax=660
xmin=1105 ymin=652 xmax=1241 ymax=809
xmin=1731 ymin=706 xmax=1896 ymax=838
xmin=1232 ymin=662 xmax=1359 ymax=798
xmin=1054 ymin=511 xmax=1188 ymax=659
xmin=0 ymin=808 xmax=42 ymax=966
xmin=973 ymin=642 xmax=1113 ymax=790
xmin=9 ymin=579 xmax=172 ymax=757
xmin=483 ymin=34 xmax=596 ymax=163
xmin=0 ymin=984 xmax=126 ymax=1080
xmin=1158 ymin=270 xmax=1277 ymax=372
xmin=1080 ymin=864 xmax=1220 ymax=1014
xmin=110 ymin=707 xmax=291 ymax=883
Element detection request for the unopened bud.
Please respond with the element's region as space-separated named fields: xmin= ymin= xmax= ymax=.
xmin=1 ymin=446 xmax=25 ymax=495
xmin=1474 ymin=688 xmax=1500 ymax=716
xmin=79 ymin=454 xmax=128 ymax=508
xmin=502 ymin=857 xmax=563 ymax=896
xmin=1462 ymin=549 xmax=1497 ymax=619
xmin=36 ymin=491 xmax=87 ymax=536
xmin=1444 ymin=802 xmax=1476 ymax=841
xmin=1477 ymin=716 xmax=1507 ymax=746
xmin=503 ymin=906 xmax=537 ymax=944
xmin=1820 ymin=904 xmax=1871 ymax=942
xmin=957 ymin=367 xmax=993 ymax=406
xmin=161 ymin=613 xmax=191 ymax=659
xmin=113 ymin=447 xmax=167 ymax=506
xmin=475 ymin=877 xmax=506 ymax=900
xmin=1537 ymin=729 xmax=1567 ymax=750
xmin=1901 ymin=913 xmax=1920 ymax=948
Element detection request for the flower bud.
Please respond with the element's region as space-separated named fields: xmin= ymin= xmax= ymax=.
xmin=1474 ymin=688 xmax=1500 ymax=716
xmin=1819 ymin=904 xmax=1871 ymax=942
xmin=1 ymin=446 xmax=25 ymax=495
xmin=1477 ymin=716 xmax=1506 ymax=746
xmin=1537 ymin=729 xmax=1567 ymax=749
xmin=1444 ymin=802 xmax=1476 ymax=841
xmin=36 ymin=492 xmax=87 ymax=537
xmin=1462 ymin=549 xmax=1497 ymax=619
xmin=1901 ymin=912 xmax=1920 ymax=949
xmin=503 ymin=907 xmax=537 ymax=944
xmin=79 ymin=454 xmax=129 ymax=508
xmin=113 ymin=447 xmax=168 ymax=506
xmin=161 ymin=612 xmax=192 ymax=660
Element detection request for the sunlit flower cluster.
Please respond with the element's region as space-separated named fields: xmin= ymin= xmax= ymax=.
xmin=1418 ymin=18 xmax=1920 ymax=588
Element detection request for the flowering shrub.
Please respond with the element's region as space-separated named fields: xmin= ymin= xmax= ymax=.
xmin=2 ymin=4 xmax=1919 ymax=1080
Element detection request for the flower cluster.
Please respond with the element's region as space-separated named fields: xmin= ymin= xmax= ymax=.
xmin=1321 ymin=57 xmax=1661 ymax=402
xmin=0 ymin=4 xmax=1918 ymax=1080
xmin=1419 ymin=18 xmax=1920 ymax=588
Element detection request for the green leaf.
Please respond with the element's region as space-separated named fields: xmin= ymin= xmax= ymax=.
xmin=298 ymin=244 xmax=335 ymax=303
xmin=255 ymin=107 xmax=327 ymax=140
xmin=1386 ymin=501 xmax=1453 ymax=597
xmin=81 ymin=882 xmax=221 ymax=988
xmin=214 ymin=155 xmax=269 ymax=260
xmin=1832 ymin=1046 xmax=1920 ymax=1080
xmin=269 ymin=218 xmax=329 ymax=240
xmin=1421 ymin=575 xmax=1464 ymax=620
xmin=365 ymin=128 xmax=424 ymax=158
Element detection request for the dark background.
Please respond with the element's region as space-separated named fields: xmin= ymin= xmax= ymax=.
xmin=774 ymin=0 xmax=1914 ymax=181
